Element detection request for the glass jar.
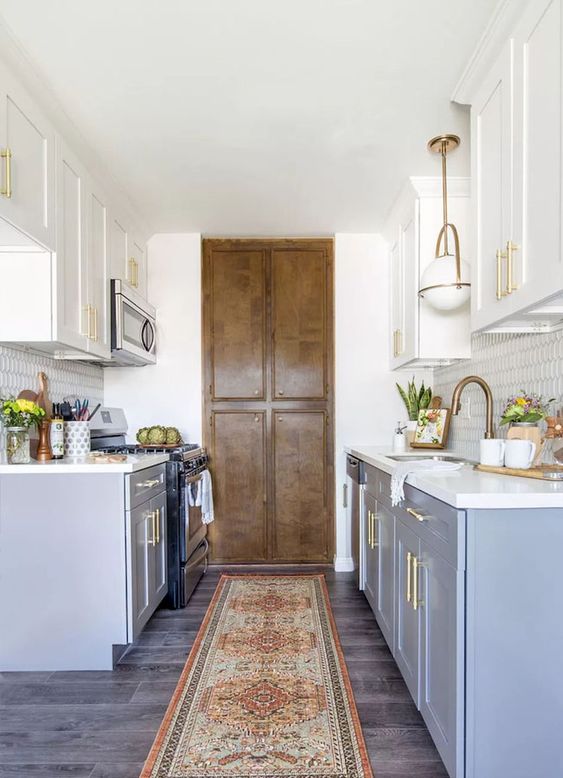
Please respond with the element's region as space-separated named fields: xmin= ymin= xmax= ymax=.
xmin=6 ymin=426 xmax=31 ymax=464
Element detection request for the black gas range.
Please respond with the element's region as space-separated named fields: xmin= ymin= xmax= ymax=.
xmin=91 ymin=418 xmax=210 ymax=608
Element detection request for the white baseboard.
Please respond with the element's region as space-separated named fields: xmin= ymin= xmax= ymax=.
xmin=333 ymin=555 xmax=355 ymax=572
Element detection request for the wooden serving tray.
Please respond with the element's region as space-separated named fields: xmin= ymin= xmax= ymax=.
xmin=475 ymin=463 xmax=563 ymax=481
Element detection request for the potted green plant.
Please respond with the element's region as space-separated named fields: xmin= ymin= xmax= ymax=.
xmin=1 ymin=398 xmax=45 ymax=464
xmin=396 ymin=378 xmax=432 ymax=444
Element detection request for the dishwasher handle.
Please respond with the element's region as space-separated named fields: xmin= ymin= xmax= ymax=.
xmin=346 ymin=455 xmax=366 ymax=484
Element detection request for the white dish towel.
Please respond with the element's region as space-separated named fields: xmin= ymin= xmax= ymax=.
xmin=390 ymin=460 xmax=463 ymax=506
xmin=187 ymin=469 xmax=215 ymax=524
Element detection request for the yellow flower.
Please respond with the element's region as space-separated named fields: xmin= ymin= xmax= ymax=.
xmin=16 ymin=399 xmax=36 ymax=413
xmin=516 ymin=397 xmax=527 ymax=406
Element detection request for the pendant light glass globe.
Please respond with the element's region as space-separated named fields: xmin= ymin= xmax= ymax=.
xmin=419 ymin=254 xmax=471 ymax=311
xmin=418 ymin=134 xmax=470 ymax=312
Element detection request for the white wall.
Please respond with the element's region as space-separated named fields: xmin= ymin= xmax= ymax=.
xmin=334 ymin=234 xmax=430 ymax=569
xmin=104 ymin=234 xmax=202 ymax=444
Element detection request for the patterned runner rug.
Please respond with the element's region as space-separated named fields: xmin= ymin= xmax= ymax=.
xmin=140 ymin=574 xmax=373 ymax=778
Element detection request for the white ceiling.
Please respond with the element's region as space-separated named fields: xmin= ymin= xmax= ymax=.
xmin=0 ymin=0 xmax=497 ymax=235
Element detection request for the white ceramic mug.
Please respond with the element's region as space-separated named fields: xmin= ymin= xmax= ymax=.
xmin=479 ymin=438 xmax=506 ymax=467
xmin=504 ymin=439 xmax=536 ymax=469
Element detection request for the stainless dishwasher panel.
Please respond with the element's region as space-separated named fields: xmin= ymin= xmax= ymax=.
xmin=346 ymin=456 xmax=366 ymax=587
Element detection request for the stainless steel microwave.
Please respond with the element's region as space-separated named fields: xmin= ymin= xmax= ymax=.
xmin=110 ymin=279 xmax=156 ymax=366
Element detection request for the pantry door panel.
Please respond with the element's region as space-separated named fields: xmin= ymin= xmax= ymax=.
xmin=204 ymin=244 xmax=267 ymax=400
xmin=207 ymin=411 xmax=267 ymax=563
xmin=272 ymin=410 xmax=329 ymax=562
xmin=272 ymin=248 xmax=329 ymax=400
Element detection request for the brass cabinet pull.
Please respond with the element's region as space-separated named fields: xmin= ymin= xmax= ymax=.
xmin=412 ymin=554 xmax=422 ymax=611
xmin=82 ymin=305 xmax=91 ymax=338
xmin=406 ymin=507 xmax=425 ymax=522
xmin=506 ymin=241 xmax=519 ymax=294
xmin=155 ymin=507 xmax=160 ymax=544
xmin=149 ymin=511 xmax=157 ymax=546
xmin=406 ymin=550 xmax=412 ymax=603
xmin=93 ymin=306 xmax=98 ymax=342
xmin=1 ymin=148 xmax=12 ymax=198
xmin=140 ymin=478 xmax=160 ymax=489
xmin=392 ymin=329 xmax=402 ymax=357
xmin=129 ymin=257 xmax=139 ymax=287
xmin=84 ymin=304 xmax=96 ymax=340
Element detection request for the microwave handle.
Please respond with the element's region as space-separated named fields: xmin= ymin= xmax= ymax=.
xmin=141 ymin=319 xmax=155 ymax=352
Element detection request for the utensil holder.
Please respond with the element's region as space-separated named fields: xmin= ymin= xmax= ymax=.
xmin=64 ymin=421 xmax=90 ymax=458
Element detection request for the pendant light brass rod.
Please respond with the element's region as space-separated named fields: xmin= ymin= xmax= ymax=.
xmin=441 ymin=140 xmax=449 ymax=256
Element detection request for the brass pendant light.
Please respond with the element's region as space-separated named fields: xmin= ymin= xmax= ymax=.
xmin=418 ymin=134 xmax=471 ymax=311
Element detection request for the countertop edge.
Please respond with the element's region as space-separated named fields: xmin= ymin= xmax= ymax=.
xmin=345 ymin=445 xmax=563 ymax=509
xmin=0 ymin=453 xmax=170 ymax=474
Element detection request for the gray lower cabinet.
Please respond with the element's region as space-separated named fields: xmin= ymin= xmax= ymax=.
xmin=358 ymin=461 xmax=563 ymax=777
xmin=419 ymin=538 xmax=464 ymax=778
xmin=363 ymin=490 xmax=377 ymax=610
xmin=127 ymin=488 xmax=168 ymax=641
xmin=361 ymin=464 xmax=463 ymax=778
xmin=363 ymin=490 xmax=395 ymax=651
xmin=373 ymin=500 xmax=394 ymax=650
xmin=395 ymin=519 xmax=421 ymax=705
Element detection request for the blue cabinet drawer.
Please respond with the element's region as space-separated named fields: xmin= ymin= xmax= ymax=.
xmin=394 ymin=484 xmax=464 ymax=570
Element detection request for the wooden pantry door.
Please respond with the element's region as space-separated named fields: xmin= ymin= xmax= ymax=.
xmin=202 ymin=238 xmax=334 ymax=563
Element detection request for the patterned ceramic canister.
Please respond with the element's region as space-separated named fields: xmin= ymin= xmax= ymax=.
xmin=63 ymin=421 xmax=91 ymax=458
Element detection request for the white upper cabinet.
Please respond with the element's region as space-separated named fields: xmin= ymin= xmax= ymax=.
xmin=0 ymin=51 xmax=151 ymax=361
xmin=386 ymin=178 xmax=471 ymax=370
xmin=54 ymin=140 xmax=89 ymax=352
xmin=128 ymin=235 xmax=147 ymax=299
xmin=87 ymin=183 xmax=111 ymax=359
xmin=109 ymin=214 xmax=148 ymax=300
xmin=456 ymin=0 xmax=563 ymax=332
xmin=0 ymin=60 xmax=55 ymax=250
xmin=471 ymin=41 xmax=515 ymax=331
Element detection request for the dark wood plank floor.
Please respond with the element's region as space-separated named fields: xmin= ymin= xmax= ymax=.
xmin=0 ymin=566 xmax=448 ymax=778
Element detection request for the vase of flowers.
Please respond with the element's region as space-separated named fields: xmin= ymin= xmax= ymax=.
xmin=500 ymin=392 xmax=554 ymax=460
xmin=1 ymin=398 xmax=45 ymax=464
xmin=500 ymin=392 xmax=553 ymax=427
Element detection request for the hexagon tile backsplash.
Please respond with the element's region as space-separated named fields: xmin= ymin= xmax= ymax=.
xmin=433 ymin=330 xmax=563 ymax=461
xmin=0 ymin=345 xmax=103 ymax=406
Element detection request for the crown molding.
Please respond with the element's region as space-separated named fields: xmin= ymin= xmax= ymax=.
xmin=452 ymin=0 xmax=528 ymax=105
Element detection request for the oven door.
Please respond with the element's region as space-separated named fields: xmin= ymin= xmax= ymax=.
xmin=181 ymin=472 xmax=208 ymax=563
xmin=111 ymin=281 xmax=157 ymax=366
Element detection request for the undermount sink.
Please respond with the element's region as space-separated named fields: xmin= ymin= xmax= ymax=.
xmin=387 ymin=454 xmax=474 ymax=464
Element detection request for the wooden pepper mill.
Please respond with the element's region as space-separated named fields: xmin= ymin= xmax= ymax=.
xmin=36 ymin=418 xmax=53 ymax=461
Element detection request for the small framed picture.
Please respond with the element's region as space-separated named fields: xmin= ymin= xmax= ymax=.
xmin=411 ymin=408 xmax=451 ymax=449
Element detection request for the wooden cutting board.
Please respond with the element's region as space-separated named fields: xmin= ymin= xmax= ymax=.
xmin=475 ymin=463 xmax=563 ymax=481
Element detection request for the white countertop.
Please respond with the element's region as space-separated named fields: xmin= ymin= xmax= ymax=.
xmin=0 ymin=453 xmax=169 ymax=474
xmin=345 ymin=445 xmax=563 ymax=509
